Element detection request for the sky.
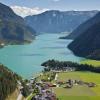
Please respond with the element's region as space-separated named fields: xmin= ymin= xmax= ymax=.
xmin=0 ymin=0 xmax=100 ymax=17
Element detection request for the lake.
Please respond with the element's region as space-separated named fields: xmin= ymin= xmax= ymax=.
xmin=0 ymin=33 xmax=84 ymax=78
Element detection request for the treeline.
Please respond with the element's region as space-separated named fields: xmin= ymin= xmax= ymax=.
xmin=41 ymin=59 xmax=100 ymax=73
xmin=0 ymin=64 xmax=21 ymax=100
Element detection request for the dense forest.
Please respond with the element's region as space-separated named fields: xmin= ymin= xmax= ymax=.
xmin=68 ymin=12 xmax=100 ymax=60
xmin=41 ymin=59 xmax=100 ymax=73
xmin=0 ymin=64 xmax=21 ymax=100
xmin=0 ymin=3 xmax=36 ymax=46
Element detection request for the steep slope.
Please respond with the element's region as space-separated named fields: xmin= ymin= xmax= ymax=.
xmin=0 ymin=64 xmax=21 ymax=100
xmin=25 ymin=10 xmax=98 ymax=33
xmin=64 ymin=11 xmax=100 ymax=39
xmin=0 ymin=3 xmax=36 ymax=45
xmin=68 ymin=12 xmax=100 ymax=60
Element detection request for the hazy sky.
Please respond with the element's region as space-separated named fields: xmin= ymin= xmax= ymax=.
xmin=0 ymin=0 xmax=100 ymax=11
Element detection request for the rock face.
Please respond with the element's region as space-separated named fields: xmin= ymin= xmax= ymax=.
xmin=68 ymin=12 xmax=100 ymax=60
xmin=25 ymin=10 xmax=98 ymax=34
xmin=0 ymin=3 xmax=36 ymax=44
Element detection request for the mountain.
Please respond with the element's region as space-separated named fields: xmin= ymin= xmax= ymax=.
xmin=63 ymin=11 xmax=100 ymax=39
xmin=11 ymin=6 xmax=49 ymax=17
xmin=0 ymin=3 xmax=36 ymax=46
xmin=0 ymin=64 xmax=21 ymax=100
xmin=25 ymin=10 xmax=98 ymax=34
xmin=68 ymin=12 xmax=100 ymax=60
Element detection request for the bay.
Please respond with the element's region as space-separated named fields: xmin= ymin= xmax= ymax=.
xmin=0 ymin=34 xmax=84 ymax=78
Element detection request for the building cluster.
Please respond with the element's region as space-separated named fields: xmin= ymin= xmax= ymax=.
xmin=27 ymin=78 xmax=57 ymax=100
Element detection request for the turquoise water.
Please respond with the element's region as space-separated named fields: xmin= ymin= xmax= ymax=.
xmin=0 ymin=34 xmax=83 ymax=78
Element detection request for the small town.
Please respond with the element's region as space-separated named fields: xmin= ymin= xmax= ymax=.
xmin=0 ymin=0 xmax=100 ymax=100
xmin=16 ymin=60 xmax=98 ymax=100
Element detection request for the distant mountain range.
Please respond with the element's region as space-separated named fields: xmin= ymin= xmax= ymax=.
xmin=0 ymin=3 xmax=36 ymax=46
xmin=68 ymin=12 xmax=100 ymax=60
xmin=25 ymin=10 xmax=98 ymax=34
xmin=63 ymin=11 xmax=100 ymax=39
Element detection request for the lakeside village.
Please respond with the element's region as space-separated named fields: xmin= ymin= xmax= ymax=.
xmin=18 ymin=59 xmax=99 ymax=100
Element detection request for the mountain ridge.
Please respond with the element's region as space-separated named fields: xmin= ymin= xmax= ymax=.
xmin=25 ymin=10 xmax=98 ymax=34
xmin=68 ymin=12 xmax=100 ymax=60
xmin=0 ymin=2 xmax=36 ymax=46
xmin=63 ymin=11 xmax=100 ymax=39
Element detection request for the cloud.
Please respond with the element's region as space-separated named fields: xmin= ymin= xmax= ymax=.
xmin=11 ymin=6 xmax=49 ymax=17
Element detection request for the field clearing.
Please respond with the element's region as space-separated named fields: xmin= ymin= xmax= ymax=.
xmin=81 ymin=59 xmax=100 ymax=67
xmin=54 ymin=85 xmax=95 ymax=96
xmin=57 ymin=96 xmax=100 ymax=100
xmin=53 ymin=72 xmax=100 ymax=100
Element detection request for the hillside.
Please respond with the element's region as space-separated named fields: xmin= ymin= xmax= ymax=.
xmin=0 ymin=64 xmax=21 ymax=100
xmin=25 ymin=10 xmax=98 ymax=33
xmin=64 ymin=11 xmax=100 ymax=39
xmin=68 ymin=12 xmax=100 ymax=60
xmin=0 ymin=3 xmax=36 ymax=46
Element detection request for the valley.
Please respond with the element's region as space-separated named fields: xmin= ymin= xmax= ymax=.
xmin=0 ymin=1 xmax=100 ymax=100
xmin=0 ymin=33 xmax=84 ymax=78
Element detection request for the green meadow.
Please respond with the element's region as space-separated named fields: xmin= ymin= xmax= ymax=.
xmin=53 ymin=72 xmax=100 ymax=100
xmin=81 ymin=59 xmax=100 ymax=67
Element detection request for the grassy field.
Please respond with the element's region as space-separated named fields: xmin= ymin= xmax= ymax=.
xmin=81 ymin=59 xmax=100 ymax=67
xmin=53 ymin=72 xmax=100 ymax=100
xmin=26 ymin=93 xmax=36 ymax=100
xmin=57 ymin=96 xmax=100 ymax=100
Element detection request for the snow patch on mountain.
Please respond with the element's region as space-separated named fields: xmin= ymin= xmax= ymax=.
xmin=11 ymin=6 xmax=49 ymax=17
